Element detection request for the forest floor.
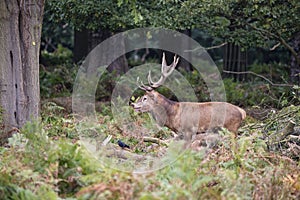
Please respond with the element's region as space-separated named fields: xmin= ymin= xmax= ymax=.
xmin=1 ymin=98 xmax=300 ymax=199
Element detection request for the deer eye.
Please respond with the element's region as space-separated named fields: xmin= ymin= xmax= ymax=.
xmin=142 ymin=96 xmax=147 ymax=102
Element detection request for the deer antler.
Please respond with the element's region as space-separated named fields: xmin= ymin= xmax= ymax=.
xmin=137 ymin=52 xmax=179 ymax=91
xmin=137 ymin=77 xmax=153 ymax=91
xmin=148 ymin=53 xmax=179 ymax=88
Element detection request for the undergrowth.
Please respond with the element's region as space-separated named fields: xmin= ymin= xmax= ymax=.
xmin=1 ymin=102 xmax=300 ymax=199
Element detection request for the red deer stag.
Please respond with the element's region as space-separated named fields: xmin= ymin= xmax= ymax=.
xmin=132 ymin=53 xmax=246 ymax=139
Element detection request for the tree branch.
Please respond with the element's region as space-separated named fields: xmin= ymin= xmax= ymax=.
xmin=205 ymin=42 xmax=228 ymax=50
xmin=248 ymin=24 xmax=300 ymax=67
xmin=184 ymin=42 xmax=227 ymax=53
xmin=270 ymin=42 xmax=281 ymax=51
xmin=223 ymin=70 xmax=294 ymax=87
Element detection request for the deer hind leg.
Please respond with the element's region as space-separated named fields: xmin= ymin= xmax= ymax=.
xmin=184 ymin=131 xmax=194 ymax=141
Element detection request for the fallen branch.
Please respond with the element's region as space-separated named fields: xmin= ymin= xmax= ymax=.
xmin=280 ymin=120 xmax=296 ymax=140
xmin=102 ymin=135 xmax=112 ymax=146
xmin=267 ymin=120 xmax=296 ymax=145
xmin=287 ymin=135 xmax=300 ymax=143
xmin=143 ymin=136 xmax=168 ymax=147
xmin=223 ymin=70 xmax=294 ymax=87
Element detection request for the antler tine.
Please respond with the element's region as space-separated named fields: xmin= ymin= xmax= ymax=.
xmin=161 ymin=52 xmax=167 ymax=74
xmin=148 ymin=52 xmax=179 ymax=88
xmin=164 ymin=54 xmax=179 ymax=77
xmin=137 ymin=77 xmax=152 ymax=91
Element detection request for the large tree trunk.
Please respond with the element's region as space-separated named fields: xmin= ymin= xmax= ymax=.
xmin=0 ymin=1 xmax=44 ymax=137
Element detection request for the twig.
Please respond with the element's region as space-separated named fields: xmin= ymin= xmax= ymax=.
xmin=102 ymin=135 xmax=112 ymax=146
xmin=270 ymin=42 xmax=281 ymax=51
xmin=206 ymin=42 xmax=228 ymax=50
xmin=141 ymin=48 xmax=149 ymax=63
xmin=254 ymin=153 xmax=275 ymax=166
xmin=287 ymin=135 xmax=300 ymax=143
xmin=247 ymin=23 xmax=300 ymax=67
xmin=223 ymin=70 xmax=294 ymax=87
xmin=185 ymin=42 xmax=227 ymax=52
xmin=264 ymin=109 xmax=299 ymax=132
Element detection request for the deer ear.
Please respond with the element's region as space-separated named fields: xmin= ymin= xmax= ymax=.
xmin=146 ymin=91 xmax=155 ymax=99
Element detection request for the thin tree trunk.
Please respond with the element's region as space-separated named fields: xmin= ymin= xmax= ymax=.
xmin=180 ymin=29 xmax=192 ymax=71
xmin=291 ymin=32 xmax=300 ymax=84
xmin=0 ymin=0 xmax=44 ymax=136
xmin=74 ymin=28 xmax=89 ymax=62
xmin=223 ymin=43 xmax=247 ymax=81
xmin=74 ymin=28 xmax=128 ymax=74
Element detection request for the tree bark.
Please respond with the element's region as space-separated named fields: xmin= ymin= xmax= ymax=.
xmin=0 ymin=1 xmax=44 ymax=134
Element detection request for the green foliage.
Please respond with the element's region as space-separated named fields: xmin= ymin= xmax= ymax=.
xmin=41 ymin=102 xmax=77 ymax=138
xmin=0 ymin=119 xmax=103 ymax=199
xmin=263 ymin=105 xmax=300 ymax=158
xmin=249 ymin=62 xmax=290 ymax=83
xmin=0 ymin=123 xmax=58 ymax=200
xmin=42 ymin=1 xmax=74 ymax=52
xmin=223 ymin=78 xmax=299 ymax=108
xmin=47 ymin=0 xmax=134 ymax=31
xmin=96 ymin=71 xmax=118 ymax=101
xmin=119 ymin=0 xmax=300 ymax=55
xmin=40 ymin=45 xmax=77 ymax=98
xmin=222 ymin=62 xmax=299 ymax=108
xmin=179 ymin=0 xmax=299 ymax=50
xmin=41 ymin=44 xmax=73 ymax=66
xmin=47 ymin=0 xmax=299 ymax=50
xmin=178 ymin=69 xmax=210 ymax=102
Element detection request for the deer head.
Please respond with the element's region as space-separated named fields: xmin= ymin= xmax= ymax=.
xmin=132 ymin=53 xmax=179 ymax=113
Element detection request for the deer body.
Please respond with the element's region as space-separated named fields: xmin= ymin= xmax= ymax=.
xmin=132 ymin=91 xmax=246 ymax=137
xmin=132 ymin=53 xmax=246 ymax=138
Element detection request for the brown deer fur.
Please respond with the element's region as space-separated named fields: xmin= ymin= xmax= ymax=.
xmin=132 ymin=90 xmax=246 ymax=138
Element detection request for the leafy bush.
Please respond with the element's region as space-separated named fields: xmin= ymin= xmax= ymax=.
xmin=40 ymin=63 xmax=77 ymax=98
xmin=41 ymin=102 xmax=77 ymax=138
xmin=0 ymin=120 xmax=103 ymax=199
xmin=40 ymin=44 xmax=73 ymax=66
xmin=223 ymin=78 xmax=299 ymax=108
xmin=96 ymin=71 xmax=118 ymax=101
xmin=248 ymin=62 xmax=290 ymax=83
xmin=40 ymin=44 xmax=77 ymax=98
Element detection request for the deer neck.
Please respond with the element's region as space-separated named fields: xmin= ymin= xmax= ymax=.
xmin=150 ymin=95 xmax=178 ymax=129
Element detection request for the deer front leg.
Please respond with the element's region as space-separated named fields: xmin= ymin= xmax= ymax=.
xmin=173 ymin=131 xmax=193 ymax=142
